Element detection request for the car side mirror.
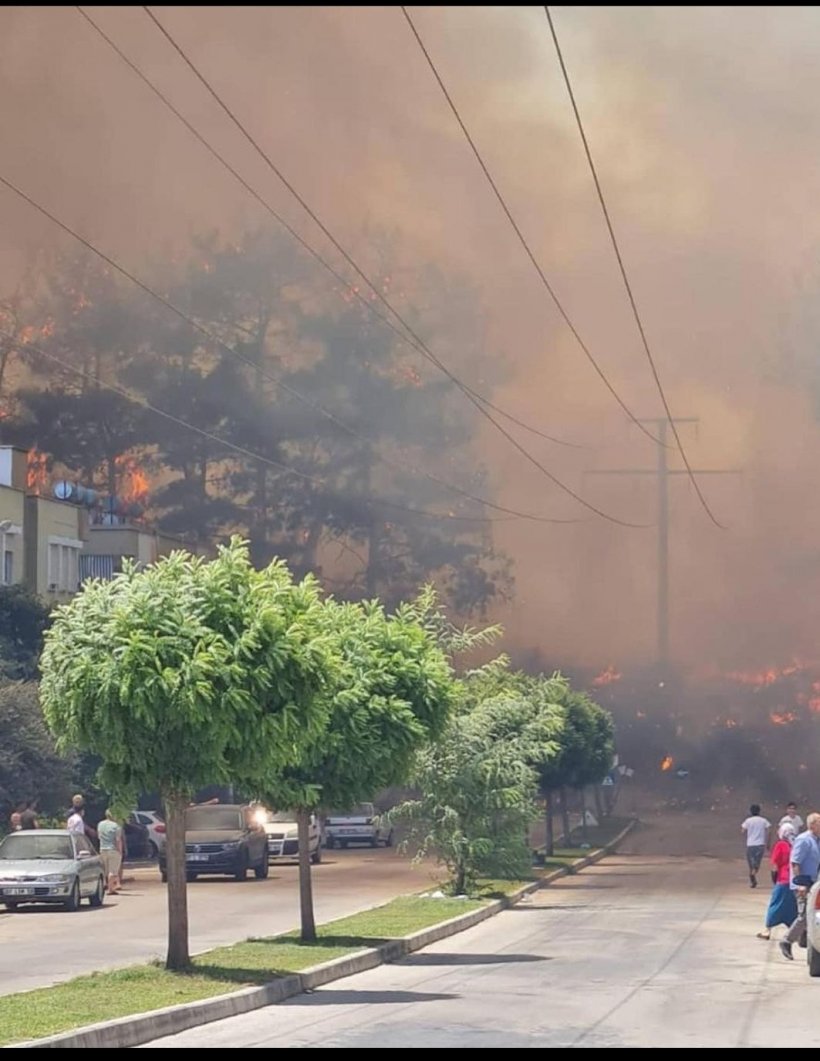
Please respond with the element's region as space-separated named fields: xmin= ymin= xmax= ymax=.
xmin=77 ymin=850 xmax=92 ymax=860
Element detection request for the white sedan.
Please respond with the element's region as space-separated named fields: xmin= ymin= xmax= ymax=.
xmin=262 ymin=811 xmax=322 ymax=864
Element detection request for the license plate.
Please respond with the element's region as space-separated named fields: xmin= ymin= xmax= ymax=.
xmin=340 ymin=827 xmax=365 ymax=834
xmin=5 ymin=887 xmax=34 ymax=896
xmin=186 ymin=854 xmax=209 ymax=862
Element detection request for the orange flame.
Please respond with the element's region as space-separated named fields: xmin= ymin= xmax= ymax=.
xmin=770 ymin=711 xmax=798 ymax=725
xmin=26 ymin=448 xmax=49 ymax=494
xmin=115 ymin=455 xmax=149 ymax=506
xmin=660 ymin=755 xmax=674 ymax=772
xmin=592 ymin=664 xmax=622 ymax=688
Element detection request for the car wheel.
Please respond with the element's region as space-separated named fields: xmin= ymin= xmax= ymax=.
xmin=234 ymin=853 xmax=248 ymax=881
xmin=311 ymin=846 xmax=322 ymax=865
xmin=149 ymin=841 xmax=159 ymax=860
xmin=254 ymin=855 xmax=269 ymax=880
xmin=3 ymin=902 xmax=18 ymax=911
xmin=186 ymin=872 xmax=198 ymax=883
xmin=89 ymin=877 xmax=105 ymax=908
xmin=64 ymin=881 xmax=80 ymax=912
xmin=160 ymin=868 xmax=168 ymax=883
xmin=809 ymin=941 xmax=820 ymax=977
xmin=326 ymin=835 xmax=335 ymax=849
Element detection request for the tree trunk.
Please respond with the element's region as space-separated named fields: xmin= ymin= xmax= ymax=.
xmin=559 ymin=787 xmax=571 ymax=846
xmin=594 ymin=785 xmax=604 ymax=821
xmin=454 ymin=856 xmax=466 ymax=897
xmin=163 ymin=793 xmax=190 ymax=970
xmin=297 ymin=808 xmax=316 ymax=943
xmin=545 ymin=796 xmax=555 ymax=858
xmin=580 ymin=787 xmax=589 ymax=843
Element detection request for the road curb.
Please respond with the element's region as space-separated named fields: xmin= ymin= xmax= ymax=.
xmin=11 ymin=818 xmax=637 ymax=1049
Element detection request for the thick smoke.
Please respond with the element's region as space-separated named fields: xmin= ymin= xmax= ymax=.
xmin=3 ymin=6 xmax=820 ymax=671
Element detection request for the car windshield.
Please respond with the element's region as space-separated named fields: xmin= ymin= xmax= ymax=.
xmin=185 ymin=808 xmax=243 ymax=831
xmin=0 ymin=834 xmax=74 ymax=861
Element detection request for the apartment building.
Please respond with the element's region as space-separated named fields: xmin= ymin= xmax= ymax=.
xmin=0 ymin=445 xmax=194 ymax=602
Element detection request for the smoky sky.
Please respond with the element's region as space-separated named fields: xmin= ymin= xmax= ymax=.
xmin=3 ymin=5 xmax=820 ymax=670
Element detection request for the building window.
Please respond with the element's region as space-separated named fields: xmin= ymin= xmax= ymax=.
xmin=79 ymin=555 xmax=116 ymax=583
xmin=47 ymin=537 xmax=83 ymax=593
xmin=0 ymin=525 xmax=20 ymax=586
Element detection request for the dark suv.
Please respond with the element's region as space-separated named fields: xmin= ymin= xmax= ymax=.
xmin=159 ymin=804 xmax=268 ymax=882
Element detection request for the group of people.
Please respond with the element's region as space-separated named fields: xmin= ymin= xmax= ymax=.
xmin=741 ymin=801 xmax=820 ymax=961
xmin=8 ymin=794 xmax=125 ymax=896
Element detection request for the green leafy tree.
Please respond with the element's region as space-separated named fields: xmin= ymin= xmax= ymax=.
xmin=256 ymin=596 xmax=454 ymax=941
xmin=0 ymin=682 xmax=75 ymax=825
xmin=393 ymin=708 xmax=538 ymax=895
xmin=539 ymin=689 xmax=615 ymax=853
xmin=0 ymin=586 xmax=51 ymax=681
xmin=39 ymin=539 xmax=332 ymax=969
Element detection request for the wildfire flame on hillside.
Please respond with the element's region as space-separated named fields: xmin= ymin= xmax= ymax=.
xmin=592 ymin=664 xmax=623 ymax=688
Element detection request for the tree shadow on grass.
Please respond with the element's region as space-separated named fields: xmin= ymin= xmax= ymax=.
xmin=187 ymin=936 xmax=389 ymax=986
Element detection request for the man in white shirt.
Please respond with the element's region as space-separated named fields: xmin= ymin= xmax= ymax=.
xmin=741 ymin=803 xmax=771 ymax=889
xmin=779 ymin=802 xmax=804 ymax=834
xmin=67 ymin=808 xmax=86 ymax=835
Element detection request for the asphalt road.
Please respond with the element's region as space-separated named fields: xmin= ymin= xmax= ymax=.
xmin=141 ymin=814 xmax=820 ymax=1049
xmin=0 ymin=848 xmax=439 ymax=996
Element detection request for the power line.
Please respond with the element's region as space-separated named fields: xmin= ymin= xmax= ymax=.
xmin=0 ymin=324 xmax=517 ymax=525
xmin=75 ymin=7 xmax=579 ymax=451
xmin=139 ymin=5 xmax=643 ymax=527
xmin=543 ymin=6 xmax=724 ymax=530
xmin=0 ymin=170 xmax=583 ymax=526
xmin=399 ymin=5 xmax=664 ymax=451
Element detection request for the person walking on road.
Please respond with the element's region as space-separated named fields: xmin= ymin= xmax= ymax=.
xmin=757 ymin=822 xmax=798 ymax=940
xmin=96 ymin=809 xmax=124 ymax=895
xmin=67 ymin=794 xmax=97 ymax=846
xmin=779 ymin=812 xmax=820 ymax=961
xmin=741 ymin=804 xmax=771 ymax=888
xmin=779 ymin=802 xmax=804 ymax=835
xmin=19 ymin=801 xmax=39 ymax=830
xmin=66 ymin=806 xmax=86 ymax=835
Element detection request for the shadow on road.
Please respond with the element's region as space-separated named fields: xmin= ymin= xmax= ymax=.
xmin=402 ymin=952 xmax=551 ymax=966
xmin=289 ymin=989 xmax=458 ymax=1006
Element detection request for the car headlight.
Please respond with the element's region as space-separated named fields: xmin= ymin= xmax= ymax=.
xmin=220 ymin=841 xmax=241 ymax=850
xmin=42 ymin=874 xmax=69 ymax=883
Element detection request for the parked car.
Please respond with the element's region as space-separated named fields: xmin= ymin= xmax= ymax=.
xmin=0 ymin=829 xmax=105 ymax=911
xmin=132 ymin=810 xmax=166 ymax=858
xmin=262 ymin=810 xmax=322 ymax=864
xmin=122 ymin=815 xmax=152 ymax=861
xmin=324 ymin=803 xmax=394 ymax=849
xmin=806 ymin=877 xmax=820 ymax=976
xmin=158 ymin=804 xmax=268 ymax=882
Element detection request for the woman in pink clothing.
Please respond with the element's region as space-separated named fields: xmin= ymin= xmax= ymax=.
xmin=757 ymin=822 xmax=798 ymax=940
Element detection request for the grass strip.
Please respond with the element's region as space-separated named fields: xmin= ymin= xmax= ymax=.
xmin=0 ymin=893 xmax=486 ymax=1045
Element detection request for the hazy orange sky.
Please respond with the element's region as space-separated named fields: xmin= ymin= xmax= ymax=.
xmin=3 ymin=6 xmax=820 ymax=670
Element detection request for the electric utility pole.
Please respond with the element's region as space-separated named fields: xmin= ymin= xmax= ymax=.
xmin=586 ymin=418 xmax=739 ymax=670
